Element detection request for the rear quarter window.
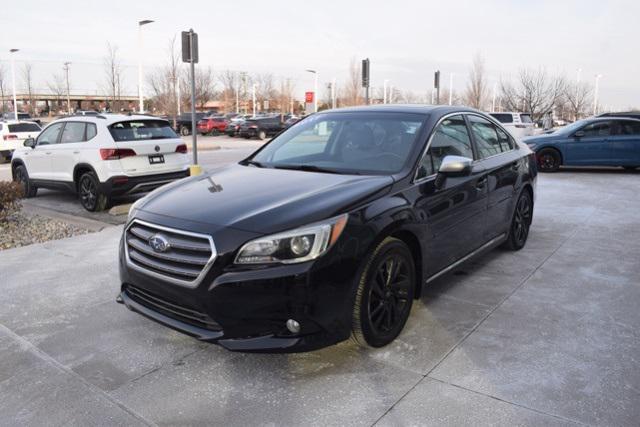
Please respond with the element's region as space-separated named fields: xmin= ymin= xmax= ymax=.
xmin=490 ymin=113 xmax=514 ymax=124
xmin=520 ymin=114 xmax=533 ymax=124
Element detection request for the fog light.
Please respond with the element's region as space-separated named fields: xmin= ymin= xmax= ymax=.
xmin=286 ymin=319 xmax=301 ymax=334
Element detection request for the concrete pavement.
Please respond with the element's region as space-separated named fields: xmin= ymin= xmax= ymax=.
xmin=1 ymin=170 xmax=639 ymax=425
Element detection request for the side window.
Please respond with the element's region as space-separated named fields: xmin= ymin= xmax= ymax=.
xmin=36 ymin=123 xmax=64 ymax=145
xmin=469 ymin=115 xmax=502 ymax=159
xmin=417 ymin=115 xmax=473 ymax=179
xmin=580 ymin=121 xmax=611 ymax=137
xmin=86 ymin=123 xmax=97 ymax=140
xmin=496 ymin=126 xmax=514 ymax=152
xmin=59 ymin=122 xmax=86 ymax=144
xmin=617 ymin=120 xmax=640 ymax=136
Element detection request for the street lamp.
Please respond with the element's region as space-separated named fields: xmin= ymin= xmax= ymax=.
xmin=383 ymin=79 xmax=390 ymax=104
xmin=593 ymin=74 xmax=603 ymax=115
xmin=305 ymin=69 xmax=318 ymax=112
xmin=63 ymin=62 xmax=71 ymax=114
xmin=252 ymin=83 xmax=257 ymax=117
xmin=449 ymin=74 xmax=454 ymax=106
xmin=137 ymin=19 xmax=154 ymax=113
xmin=9 ymin=49 xmax=19 ymax=118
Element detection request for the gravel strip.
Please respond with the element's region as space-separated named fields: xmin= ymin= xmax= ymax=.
xmin=0 ymin=212 xmax=91 ymax=251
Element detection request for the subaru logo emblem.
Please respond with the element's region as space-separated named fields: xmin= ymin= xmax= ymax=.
xmin=148 ymin=234 xmax=170 ymax=253
xmin=154 ymin=145 xmax=160 ymax=152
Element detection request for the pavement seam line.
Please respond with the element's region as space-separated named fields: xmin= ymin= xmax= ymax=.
xmin=371 ymin=217 xmax=591 ymax=426
xmin=0 ymin=323 xmax=157 ymax=427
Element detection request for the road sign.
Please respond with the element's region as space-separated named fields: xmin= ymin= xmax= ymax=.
xmin=181 ymin=31 xmax=199 ymax=64
xmin=305 ymin=92 xmax=315 ymax=103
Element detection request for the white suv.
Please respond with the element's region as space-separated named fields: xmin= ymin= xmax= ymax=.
xmin=11 ymin=114 xmax=190 ymax=211
xmin=0 ymin=120 xmax=42 ymax=163
xmin=488 ymin=112 xmax=534 ymax=141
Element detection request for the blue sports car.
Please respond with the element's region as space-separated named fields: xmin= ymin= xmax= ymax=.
xmin=523 ymin=116 xmax=640 ymax=172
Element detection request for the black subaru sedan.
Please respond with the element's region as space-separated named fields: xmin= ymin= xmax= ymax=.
xmin=118 ymin=105 xmax=537 ymax=352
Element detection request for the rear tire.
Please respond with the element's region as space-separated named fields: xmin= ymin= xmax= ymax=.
xmin=503 ymin=190 xmax=533 ymax=251
xmin=78 ymin=172 xmax=108 ymax=212
xmin=537 ymin=148 xmax=561 ymax=172
xmin=14 ymin=165 xmax=38 ymax=198
xmin=258 ymin=130 xmax=267 ymax=140
xmin=352 ymin=237 xmax=416 ymax=348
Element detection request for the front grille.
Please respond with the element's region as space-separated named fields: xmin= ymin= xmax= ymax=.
xmin=125 ymin=219 xmax=216 ymax=287
xmin=125 ymin=285 xmax=221 ymax=331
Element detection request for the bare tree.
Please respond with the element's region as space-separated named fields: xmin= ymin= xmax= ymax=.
xmin=563 ymin=81 xmax=592 ymax=121
xmin=500 ymin=68 xmax=566 ymax=121
xmin=0 ymin=63 xmax=7 ymax=113
xmin=47 ymin=73 xmax=66 ymax=114
xmin=218 ymin=70 xmax=240 ymax=113
xmin=22 ymin=63 xmax=35 ymax=114
xmin=148 ymin=36 xmax=181 ymax=116
xmin=342 ymin=57 xmax=363 ymax=106
xmin=103 ymin=42 xmax=125 ymax=112
xmin=194 ymin=66 xmax=216 ymax=109
xmin=464 ymin=54 xmax=488 ymax=109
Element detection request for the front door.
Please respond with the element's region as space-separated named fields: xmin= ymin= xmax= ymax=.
xmin=24 ymin=122 xmax=64 ymax=180
xmin=414 ymin=114 xmax=489 ymax=273
xmin=564 ymin=121 xmax=612 ymax=165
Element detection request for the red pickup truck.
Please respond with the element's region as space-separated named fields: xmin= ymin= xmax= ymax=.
xmin=196 ymin=117 xmax=229 ymax=135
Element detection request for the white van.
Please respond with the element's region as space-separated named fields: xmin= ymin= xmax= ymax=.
xmin=489 ymin=112 xmax=534 ymax=141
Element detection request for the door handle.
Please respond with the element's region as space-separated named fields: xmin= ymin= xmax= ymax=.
xmin=73 ymin=151 xmax=80 ymax=154
xmin=511 ymin=161 xmax=520 ymax=171
xmin=475 ymin=177 xmax=488 ymax=190
xmin=46 ymin=152 xmax=52 ymax=155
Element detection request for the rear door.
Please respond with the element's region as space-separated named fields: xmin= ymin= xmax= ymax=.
xmin=467 ymin=114 xmax=521 ymax=238
xmin=609 ymin=120 xmax=640 ymax=165
xmin=107 ymin=119 xmax=187 ymax=177
xmin=414 ymin=114 xmax=489 ymax=271
xmin=564 ymin=121 xmax=612 ymax=165
xmin=48 ymin=121 xmax=93 ymax=182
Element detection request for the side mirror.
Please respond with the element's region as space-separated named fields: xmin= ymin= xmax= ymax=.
xmin=23 ymin=138 xmax=36 ymax=148
xmin=574 ymin=130 xmax=585 ymax=139
xmin=438 ymin=155 xmax=473 ymax=177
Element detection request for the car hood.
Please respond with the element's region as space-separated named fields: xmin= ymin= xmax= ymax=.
xmin=137 ymin=164 xmax=394 ymax=234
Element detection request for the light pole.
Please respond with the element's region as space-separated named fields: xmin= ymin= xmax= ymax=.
xmin=252 ymin=83 xmax=257 ymax=116
xmin=63 ymin=62 xmax=71 ymax=114
xmin=449 ymin=74 xmax=454 ymax=106
xmin=383 ymin=79 xmax=389 ymax=104
xmin=305 ymin=69 xmax=318 ymax=112
xmin=137 ymin=19 xmax=154 ymax=113
xmin=575 ymin=68 xmax=582 ymax=120
xmin=331 ymin=78 xmax=337 ymax=109
xmin=593 ymin=74 xmax=603 ymax=115
xmin=491 ymin=82 xmax=497 ymax=112
xmin=9 ymin=49 xmax=19 ymax=118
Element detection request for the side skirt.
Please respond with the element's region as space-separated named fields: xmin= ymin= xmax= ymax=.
xmin=425 ymin=233 xmax=507 ymax=284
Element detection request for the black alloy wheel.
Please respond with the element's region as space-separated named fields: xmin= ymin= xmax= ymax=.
xmin=504 ymin=190 xmax=533 ymax=250
xmin=79 ymin=172 xmax=108 ymax=212
xmin=537 ymin=148 xmax=561 ymax=172
xmin=14 ymin=165 xmax=37 ymax=198
xmin=180 ymin=126 xmax=190 ymax=136
xmin=352 ymin=237 xmax=416 ymax=347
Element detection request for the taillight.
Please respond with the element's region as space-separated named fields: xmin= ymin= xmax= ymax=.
xmin=3 ymin=134 xmax=17 ymax=140
xmin=249 ymin=125 xmax=257 ymax=129
xmin=99 ymin=148 xmax=136 ymax=160
xmin=175 ymin=144 xmax=188 ymax=154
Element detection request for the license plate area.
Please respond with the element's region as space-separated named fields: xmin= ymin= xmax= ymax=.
xmin=149 ymin=154 xmax=165 ymax=164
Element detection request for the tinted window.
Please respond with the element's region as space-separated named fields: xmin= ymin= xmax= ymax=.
xmin=60 ymin=122 xmax=86 ymax=144
xmin=37 ymin=123 xmax=64 ymax=145
xmin=519 ymin=114 xmax=533 ymax=123
xmin=490 ymin=113 xmax=513 ymax=124
xmin=418 ymin=115 xmax=473 ymax=178
xmin=617 ymin=120 xmax=640 ymax=136
xmin=496 ymin=126 xmax=515 ymax=152
xmin=580 ymin=121 xmax=611 ymax=137
xmin=469 ymin=115 xmax=503 ymax=159
xmin=8 ymin=123 xmax=41 ymax=132
xmin=252 ymin=112 xmax=426 ymax=175
xmin=86 ymin=123 xmax=97 ymax=140
xmin=108 ymin=120 xmax=178 ymax=141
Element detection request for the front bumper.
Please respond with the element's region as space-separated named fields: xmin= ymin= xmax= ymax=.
xmin=102 ymin=170 xmax=190 ymax=197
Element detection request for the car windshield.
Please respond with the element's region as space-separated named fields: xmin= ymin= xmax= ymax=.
xmin=248 ymin=112 xmax=427 ymax=175
xmin=554 ymin=119 xmax=588 ymax=134
xmin=108 ymin=120 xmax=178 ymax=141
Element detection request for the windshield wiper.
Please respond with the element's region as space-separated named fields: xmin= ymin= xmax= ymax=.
xmin=272 ymin=164 xmax=348 ymax=174
xmin=240 ymin=159 xmax=266 ymax=168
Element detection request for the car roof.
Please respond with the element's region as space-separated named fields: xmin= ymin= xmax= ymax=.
xmin=52 ymin=113 xmax=168 ymax=126
xmin=1 ymin=119 xmax=39 ymax=125
xmin=489 ymin=111 xmax=530 ymax=115
xmin=317 ymin=104 xmax=484 ymax=116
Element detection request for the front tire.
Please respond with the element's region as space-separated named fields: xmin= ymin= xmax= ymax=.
xmin=180 ymin=126 xmax=190 ymax=137
xmin=14 ymin=165 xmax=38 ymax=198
xmin=503 ymin=190 xmax=533 ymax=251
xmin=537 ymin=148 xmax=561 ymax=172
xmin=258 ymin=130 xmax=267 ymax=140
xmin=78 ymin=172 xmax=108 ymax=212
xmin=352 ymin=237 xmax=416 ymax=348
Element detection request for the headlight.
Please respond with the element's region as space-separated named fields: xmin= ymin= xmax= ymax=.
xmin=234 ymin=214 xmax=348 ymax=265
xmin=127 ymin=196 xmax=146 ymax=223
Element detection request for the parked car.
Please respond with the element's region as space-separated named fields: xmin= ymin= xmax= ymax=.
xmin=197 ymin=116 xmax=229 ymax=135
xmin=2 ymin=111 xmax=41 ymax=125
xmin=489 ymin=112 xmax=534 ymax=141
xmin=239 ymin=115 xmax=285 ymax=139
xmin=117 ymin=105 xmax=537 ymax=352
xmin=283 ymin=116 xmax=301 ymax=128
xmin=523 ymin=116 xmax=640 ymax=172
xmin=225 ymin=118 xmax=244 ymax=137
xmin=0 ymin=120 xmax=42 ymax=163
xmin=11 ymin=114 xmax=190 ymax=211
xmin=598 ymin=111 xmax=640 ymax=120
xmin=169 ymin=113 xmax=208 ymax=136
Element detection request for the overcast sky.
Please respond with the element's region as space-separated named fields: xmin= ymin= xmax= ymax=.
xmin=1 ymin=0 xmax=638 ymax=109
